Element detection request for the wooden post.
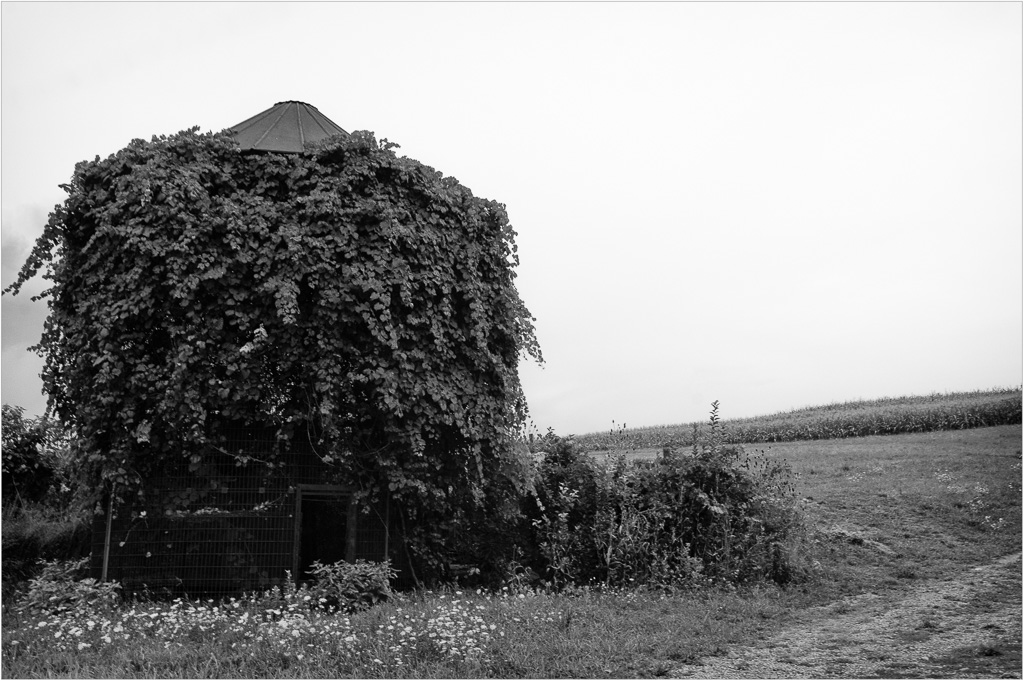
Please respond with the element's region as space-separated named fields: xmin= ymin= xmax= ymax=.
xmin=101 ymin=484 xmax=115 ymax=582
xmin=292 ymin=488 xmax=303 ymax=583
xmin=345 ymin=496 xmax=358 ymax=562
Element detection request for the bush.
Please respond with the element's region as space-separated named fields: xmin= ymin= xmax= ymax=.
xmin=525 ymin=402 xmax=804 ymax=589
xmin=305 ymin=559 xmax=398 ymax=613
xmin=524 ymin=432 xmax=597 ymax=586
xmin=13 ymin=557 xmax=120 ymax=618
xmin=2 ymin=404 xmax=82 ymax=518
xmin=1 ymin=506 xmax=92 ymax=612
xmin=2 ymin=406 xmax=54 ymax=506
xmin=2 ymin=406 xmax=90 ymax=602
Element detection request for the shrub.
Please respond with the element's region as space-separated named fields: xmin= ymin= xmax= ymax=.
xmin=590 ymin=453 xmax=706 ymax=587
xmin=2 ymin=404 xmax=83 ymax=522
xmin=2 ymin=408 xmax=90 ymax=603
xmin=525 ymin=402 xmax=803 ymax=588
xmin=13 ymin=558 xmax=120 ymax=618
xmin=1 ymin=508 xmax=92 ymax=613
xmin=306 ymin=559 xmax=398 ymax=613
xmin=528 ymin=433 xmax=601 ymax=586
xmin=2 ymin=406 xmax=54 ymax=506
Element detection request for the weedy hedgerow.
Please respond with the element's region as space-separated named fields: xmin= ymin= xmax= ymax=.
xmin=528 ymin=402 xmax=806 ymax=589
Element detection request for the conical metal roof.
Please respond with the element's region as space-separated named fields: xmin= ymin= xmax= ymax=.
xmin=229 ymin=101 xmax=348 ymax=153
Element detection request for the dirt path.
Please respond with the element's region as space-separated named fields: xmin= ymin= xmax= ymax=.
xmin=673 ymin=551 xmax=1022 ymax=679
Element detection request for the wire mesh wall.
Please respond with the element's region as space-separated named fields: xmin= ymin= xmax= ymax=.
xmin=90 ymin=423 xmax=392 ymax=598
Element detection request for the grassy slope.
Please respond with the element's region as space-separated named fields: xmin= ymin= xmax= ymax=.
xmin=756 ymin=424 xmax=1021 ymax=597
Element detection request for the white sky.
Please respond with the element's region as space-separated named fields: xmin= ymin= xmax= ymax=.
xmin=2 ymin=2 xmax=1021 ymax=436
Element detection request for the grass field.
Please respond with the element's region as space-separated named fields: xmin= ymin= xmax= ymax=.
xmin=3 ymin=423 xmax=1021 ymax=678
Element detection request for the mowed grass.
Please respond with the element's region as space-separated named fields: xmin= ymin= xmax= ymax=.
xmin=753 ymin=424 xmax=1022 ymax=598
xmin=3 ymin=426 xmax=1021 ymax=678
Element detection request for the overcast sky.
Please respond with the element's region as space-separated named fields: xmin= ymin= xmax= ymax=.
xmin=2 ymin=2 xmax=1021 ymax=436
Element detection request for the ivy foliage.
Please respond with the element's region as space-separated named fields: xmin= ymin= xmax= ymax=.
xmin=6 ymin=128 xmax=542 ymax=572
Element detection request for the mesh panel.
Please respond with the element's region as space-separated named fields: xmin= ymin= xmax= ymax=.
xmin=92 ymin=424 xmax=392 ymax=598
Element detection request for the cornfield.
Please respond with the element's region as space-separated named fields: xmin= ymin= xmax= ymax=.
xmin=575 ymin=389 xmax=1022 ymax=452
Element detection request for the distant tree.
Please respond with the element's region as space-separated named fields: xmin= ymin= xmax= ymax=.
xmin=5 ymin=128 xmax=542 ymax=577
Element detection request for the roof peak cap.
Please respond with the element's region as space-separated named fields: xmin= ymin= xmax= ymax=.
xmin=230 ymin=101 xmax=348 ymax=153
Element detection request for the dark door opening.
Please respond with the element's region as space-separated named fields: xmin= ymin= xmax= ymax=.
xmin=294 ymin=486 xmax=355 ymax=584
